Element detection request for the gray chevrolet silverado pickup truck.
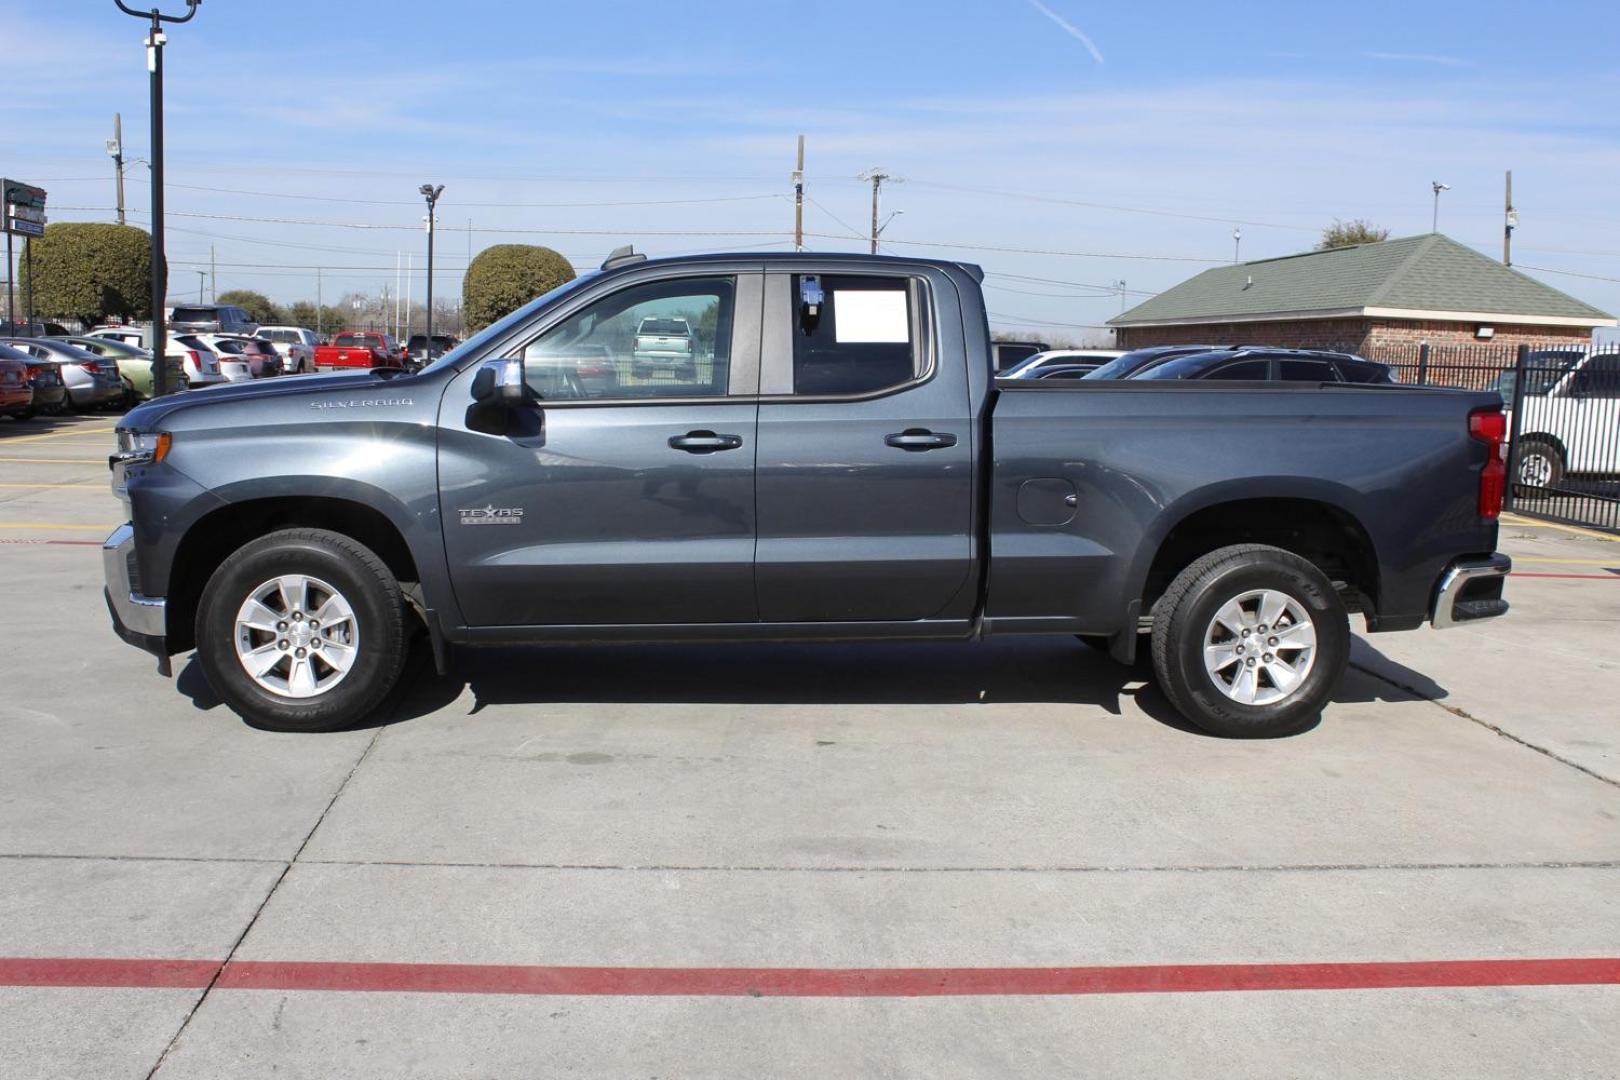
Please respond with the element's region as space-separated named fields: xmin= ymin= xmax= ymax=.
xmin=104 ymin=250 xmax=1511 ymax=736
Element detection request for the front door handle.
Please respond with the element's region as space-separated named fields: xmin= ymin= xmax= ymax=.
xmin=885 ymin=428 xmax=958 ymax=452
xmin=669 ymin=430 xmax=744 ymax=454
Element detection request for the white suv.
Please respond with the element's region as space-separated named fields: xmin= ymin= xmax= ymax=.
xmin=256 ymin=326 xmax=319 ymax=375
xmin=83 ymin=326 xmax=229 ymax=387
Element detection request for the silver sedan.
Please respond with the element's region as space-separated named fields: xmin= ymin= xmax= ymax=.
xmin=2 ymin=338 xmax=126 ymax=410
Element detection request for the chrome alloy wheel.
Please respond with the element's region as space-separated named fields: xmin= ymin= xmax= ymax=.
xmin=1201 ymin=589 xmax=1318 ymax=706
xmin=233 ymin=574 xmax=359 ymax=699
xmin=1518 ymin=449 xmax=1554 ymax=488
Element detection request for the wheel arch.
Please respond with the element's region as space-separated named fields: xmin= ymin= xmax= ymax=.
xmin=1131 ymin=485 xmax=1381 ymax=622
xmin=164 ymin=492 xmax=429 ymax=653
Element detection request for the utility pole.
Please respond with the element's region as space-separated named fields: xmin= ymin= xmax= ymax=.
xmin=1232 ymin=225 xmax=1242 ymax=263
xmin=209 ymin=245 xmax=215 ymax=301
xmin=404 ymin=252 xmax=412 ymax=337
xmin=113 ymin=0 xmax=203 ymax=399
xmin=420 ymin=183 xmax=444 ymax=349
xmin=1114 ymin=280 xmax=1128 ymax=314
xmin=315 ymin=267 xmax=322 ymax=337
xmin=195 ymin=270 xmax=205 ymax=302
xmin=1503 ymin=170 xmax=1517 ymax=266
xmin=793 ymin=135 xmax=805 ymax=251
xmin=859 ymin=169 xmax=894 ymax=255
xmin=394 ymin=251 xmax=402 ymax=339
xmin=108 ymin=113 xmax=126 ymax=226
xmin=1431 ymin=180 xmax=1450 ymax=234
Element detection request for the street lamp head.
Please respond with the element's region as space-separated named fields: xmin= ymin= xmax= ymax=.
xmin=1432 ymin=181 xmax=1451 ymax=194
xmin=420 ymin=183 xmax=445 ymax=204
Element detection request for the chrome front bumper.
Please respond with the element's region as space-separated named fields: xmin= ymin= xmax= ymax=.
xmin=1430 ymin=554 xmax=1512 ymax=629
xmin=102 ymin=524 xmax=167 ymax=642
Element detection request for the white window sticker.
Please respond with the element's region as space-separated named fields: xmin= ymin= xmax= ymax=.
xmin=834 ymin=290 xmax=909 ymax=343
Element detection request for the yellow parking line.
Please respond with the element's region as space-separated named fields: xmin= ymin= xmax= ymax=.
xmin=1 ymin=426 xmax=118 ymax=445
xmin=0 ymin=522 xmax=117 ymax=530
xmin=1501 ymin=513 xmax=1618 ymax=542
xmin=0 ymin=457 xmax=106 ymax=464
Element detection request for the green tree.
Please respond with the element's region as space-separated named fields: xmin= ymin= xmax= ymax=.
xmin=462 ymin=244 xmax=574 ymax=331
xmin=215 ymin=289 xmax=283 ymax=325
xmin=1317 ymin=219 xmax=1390 ymax=250
xmin=284 ymin=301 xmax=354 ymax=337
xmin=18 ymin=222 xmax=154 ymax=326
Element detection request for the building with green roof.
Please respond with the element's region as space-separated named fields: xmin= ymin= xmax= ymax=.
xmin=1109 ymin=234 xmax=1614 ymax=357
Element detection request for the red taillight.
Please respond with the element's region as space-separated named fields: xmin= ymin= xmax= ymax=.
xmin=81 ymin=361 xmax=102 ymax=375
xmin=1469 ymin=407 xmax=1507 ymax=519
xmin=25 ymin=365 xmax=41 ymax=380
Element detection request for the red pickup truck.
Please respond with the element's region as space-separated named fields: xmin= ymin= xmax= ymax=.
xmin=314 ymin=331 xmax=404 ymax=372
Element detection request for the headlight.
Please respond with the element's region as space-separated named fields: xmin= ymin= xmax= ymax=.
xmin=114 ymin=430 xmax=173 ymax=466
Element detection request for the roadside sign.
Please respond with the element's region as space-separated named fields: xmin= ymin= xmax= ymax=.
xmin=1 ymin=178 xmax=48 ymax=237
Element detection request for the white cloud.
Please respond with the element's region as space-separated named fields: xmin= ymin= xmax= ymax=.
xmin=1366 ymin=51 xmax=1470 ymax=68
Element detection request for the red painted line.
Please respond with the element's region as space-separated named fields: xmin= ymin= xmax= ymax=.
xmin=0 ymin=957 xmax=220 ymax=989
xmin=5 ymin=956 xmax=1619 ymax=997
xmin=0 ymin=538 xmax=101 ymax=546
xmin=1513 ymin=571 xmax=1619 ymax=580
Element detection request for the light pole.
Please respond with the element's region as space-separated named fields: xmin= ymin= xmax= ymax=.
xmin=420 ymin=183 xmax=444 ymax=355
xmin=106 ymin=114 xmax=125 ymax=226
xmin=1431 ymin=181 xmax=1450 ymax=234
xmin=112 ymin=0 xmax=202 ymax=399
xmin=195 ymin=270 xmax=205 ymax=302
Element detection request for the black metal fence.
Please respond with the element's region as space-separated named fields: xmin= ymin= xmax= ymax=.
xmin=1367 ymin=342 xmax=1620 ymax=534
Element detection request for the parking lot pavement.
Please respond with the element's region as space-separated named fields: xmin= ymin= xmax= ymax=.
xmin=2 ymin=414 xmax=1618 ymax=1078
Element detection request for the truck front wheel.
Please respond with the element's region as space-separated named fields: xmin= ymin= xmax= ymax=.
xmin=1150 ymin=544 xmax=1349 ymax=738
xmin=195 ymin=529 xmax=409 ymax=732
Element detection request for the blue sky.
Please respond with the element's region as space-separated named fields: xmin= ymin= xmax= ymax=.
xmin=7 ymin=0 xmax=1619 ymax=340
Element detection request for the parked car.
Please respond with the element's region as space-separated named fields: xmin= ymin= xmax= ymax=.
xmin=991 ymin=340 xmax=1049 ymax=373
xmin=1000 ymin=349 xmax=1126 ymax=379
xmin=2 ymin=338 xmax=127 ymax=411
xmin=0 ymin=319 xmax=71 ymax=337
xmin=60 ymin=336 xmax=188 ymax=401
xmin=173 ymin=335 xmax=251 ymax=383
xmin=1501 ymin=348 xmax=1620 ymax=486
xmin=18 ymin=353 xmax=69 ymax=416
xmin=630 ymin=317 xmax=696 ymax=378
xmin=105 ymin=251 xmax=1509 ymax=738
xmin=0 ymin=345 xmax=37 ymax=419
xmin=1027 ymin=363 xmax=1104 ymax=381
xmin=255 ymin=326 xmax=319 ymax=374
xmin=167 ymin=304 xmax=259 ymax=336
xmin=404 ymin=334 xmax=456 ymax=368
xmin=314 ymin=331 xmax=404 ymax=371
xmin=1082 ymin=345 xmax=1231 ymax=380
xmin=1130 ymin=348 xmax=1394 ymax=384
xmin=193 ymin=334 xmax=283 ymax=378
xmin=84 ymin=327 xmax=227 ymax=389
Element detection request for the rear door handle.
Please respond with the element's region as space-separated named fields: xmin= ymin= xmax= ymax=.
xmin=669 ymin=430 xmax=744 ymax=453
xmin=885 ymin=429 xmax=958 ymax=451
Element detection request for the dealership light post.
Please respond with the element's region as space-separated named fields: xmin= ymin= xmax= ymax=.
xmin=421 ymin=184 xmax=444 ymax=355
xmin=1431 ymin=180 xmax=1450 ymax=234
xmin=112 ymin=0 xmax=202 ymax=399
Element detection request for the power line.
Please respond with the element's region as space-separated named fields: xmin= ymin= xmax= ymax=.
xmin=116 ymin=177 xmax=787 ymax=210
xmin=904 ymin=178 xmax=1317 ymax=233
xmin=1516 ymin=264 xmax=1620 ymax=285
xmin=987 ymin=311 xmax=1117 ymax=329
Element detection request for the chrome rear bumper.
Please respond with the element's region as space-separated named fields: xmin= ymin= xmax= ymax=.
xmin=1430 ymin=554 xmax=1511 ymax=629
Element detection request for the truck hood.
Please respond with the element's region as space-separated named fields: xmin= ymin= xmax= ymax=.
xmin=120 ymin=369 xmax=423 ymax=431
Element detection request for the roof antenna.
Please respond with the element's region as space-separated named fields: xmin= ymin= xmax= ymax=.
xmin=600 ymin=245 xmax=647 ymax=271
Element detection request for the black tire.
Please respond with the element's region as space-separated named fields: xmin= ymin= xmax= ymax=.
xmin=1514 ymin=441 xmax=1563 ymax=493
xmin=1150 ymin=544 xmax=1349 ymax=738
xmin=15 ymin=406 xmax=35 ymax=421
xmin=195 ymin=528 xmax=408 ymax=732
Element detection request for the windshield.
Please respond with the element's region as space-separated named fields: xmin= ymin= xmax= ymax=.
xmin=1084 ymin=349 xmax=1162 ymax=380
xmin=170 ymin=307 xmax=219 ymax=323
xmin=419 ymin=271 xmax=599 ymax=376
xmin=1133 ymin=354 xmax=1235 ymax=380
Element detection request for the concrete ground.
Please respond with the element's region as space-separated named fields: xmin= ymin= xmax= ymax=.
xmin=2 ymin=412 xmax=1617 ymax=1078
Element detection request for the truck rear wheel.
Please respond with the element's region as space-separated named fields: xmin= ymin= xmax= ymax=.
xmin=1150 ymin=544 xmax=1349 ymax=738
xmin=195 ymin=529 xmax=408 ymax=732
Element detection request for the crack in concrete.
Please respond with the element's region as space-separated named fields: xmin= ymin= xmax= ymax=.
xmin=1349 ymin=661 xmax=1620 ymax=792
xmin=141 ymin=723 xmax=387 ymax=1080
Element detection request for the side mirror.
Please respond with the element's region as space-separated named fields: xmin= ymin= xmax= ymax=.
xmin=471 ymin=358 xmax=527 ymax=406
xmin=467 ymin=358 xmax=531 ymax=436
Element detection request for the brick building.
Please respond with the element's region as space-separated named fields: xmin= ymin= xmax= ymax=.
xmin=1109 ymin=234 xmax=1614 ymax=356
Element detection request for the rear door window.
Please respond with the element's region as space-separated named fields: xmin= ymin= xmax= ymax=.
xmin=1203 ymin=359 xmax=1271 ymax=380
xmin=1277 ymin=359 xmax=1337 ymax=381
xmin=790 ymin=275 xmax=919 ymax=396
